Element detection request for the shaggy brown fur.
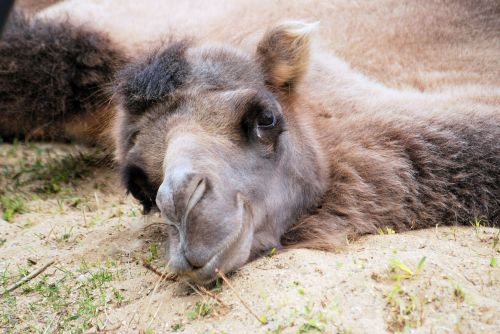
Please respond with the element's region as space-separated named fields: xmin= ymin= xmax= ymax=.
xmin=0 ymin=11 xmax=125 ymax=144
xmin=283 ymin=112 xmax=500 ymax=250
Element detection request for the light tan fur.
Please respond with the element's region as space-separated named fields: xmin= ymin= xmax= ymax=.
xmin=37 ymin=0 xmax=500 ymax=157
xmin=40 ymin=0 xmax=500 ymax=90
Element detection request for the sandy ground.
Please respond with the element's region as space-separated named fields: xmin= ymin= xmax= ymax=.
xmin=0 ymin=143 xmax=499 ymax=334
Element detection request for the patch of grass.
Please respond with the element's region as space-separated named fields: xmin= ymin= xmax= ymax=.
xmin=388 ymin=257 xmax=426 ymax=281
xmin=170 ymin=322 xmax=183 ymax=331
xmin=187 ymin=300 xmax=214 ymax=320
xmin=298 ymin=319 xmax=324 ymax=333
xmin=267 ymin=247 xmax=277 ymax=257
xmin=113 ymin=288 xmax=125 ymax=306
xmin=471 ymin=218 xmax=482 ymax=234
xmin=147 ymin=243 xmax=159 ymax=263
xmin=56 ymin=199 xmax=66 ymax=213
xmin=296 ymin=304 xmax=328 ymax=333
xmin=0 ymin=194 xmax=26 ymax=222
xmin=32 ymin=152 xmax=96 ymax=194
xmin=0 ymin=259 xmax=125 ymax=333
xmin=259 ymin=314 xmax=269 ymax=324
xmin=0 ymin=293 xmax=18 ymax=330
xmin=54 ymin=226 xmax=74 ymax=243
xmin=378 ymin=227 xmax=396 ymax=235
xmin=1 ymin=144 xmax=103 ymax=196
xmin=83 ymin=212 xmax=102 ymax=228
xmin=385 ymin=282 xmax=424 ymax=332
xmin=17 ymin=265 xmax=30 ymax=279
xmin=212 ymin=277 xmax=223 ymax=293
xmin=384 ymin=257 xmax=427 ymax=332
xmin=262 ymin=295 xmax=346 ymax=334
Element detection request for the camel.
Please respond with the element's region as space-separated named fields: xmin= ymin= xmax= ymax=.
xmin=0 ymin=0 xmax=498 ymax=283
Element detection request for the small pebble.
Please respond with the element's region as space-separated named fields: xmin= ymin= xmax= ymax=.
xmin=77 ymin=273 xmax=93 ymax=282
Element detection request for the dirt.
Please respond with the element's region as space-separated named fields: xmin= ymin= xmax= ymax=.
xmin=0 ymin=143 xmax=499 ymax=334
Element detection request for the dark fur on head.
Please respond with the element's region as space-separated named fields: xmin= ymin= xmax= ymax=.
xmin=115 ymin=41 xmax=190 ymax=115
xmin=113 ymin=42 xmax=192 ymax=209
xmin=121 ymin=161 xmax=157 ymax=214
xmin=0 ymin=11 xmax=125 ymax=142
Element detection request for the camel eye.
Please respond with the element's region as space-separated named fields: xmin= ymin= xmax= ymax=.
xmin=256 ymin=109 xmax=276 ymax=128
xmin=240 ymin=90 xmax=282 ymax=142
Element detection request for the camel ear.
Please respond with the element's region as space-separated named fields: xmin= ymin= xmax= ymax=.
xmin=256 ymin=21 xmax=318 ymax=93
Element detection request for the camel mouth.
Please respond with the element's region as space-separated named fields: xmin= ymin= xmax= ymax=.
xmin=180 ymin=193 xmax=253 ymax=284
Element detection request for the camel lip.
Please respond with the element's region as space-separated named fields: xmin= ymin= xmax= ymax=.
xmin=178 ymin=193 xmax=252 ymax=283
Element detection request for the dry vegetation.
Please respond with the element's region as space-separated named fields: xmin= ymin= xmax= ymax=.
xmin=0 ymin=142 xmax=499 ymax=334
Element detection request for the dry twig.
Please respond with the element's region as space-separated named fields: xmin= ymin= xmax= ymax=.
xmin=140 ymin=258 xmax=177 ymax=282
xmin=215 ymin=268 xmax=267 ymax=324
xmin=198 ymin=285 xmax=230 ymax=309
xmin=86 ymin=324 xmax=122 ymax=333
xmin=1 ymin=260 xmax=56 ymax=297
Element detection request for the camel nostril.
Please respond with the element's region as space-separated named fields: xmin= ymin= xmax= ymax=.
xmin=184 ymin=176 xmax=207 ymax=222
xmin=156 ymin=171 xmax=209 ymax=223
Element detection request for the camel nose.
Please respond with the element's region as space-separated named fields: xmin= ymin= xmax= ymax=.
xmin=155 ymin=165 xmax=208 ymax=223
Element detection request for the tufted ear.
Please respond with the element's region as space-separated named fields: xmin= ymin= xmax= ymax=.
xmin=256 ymin=21 xmax=318 ymax=94
xmin=116 ymin=41 xmax=190 ymax=114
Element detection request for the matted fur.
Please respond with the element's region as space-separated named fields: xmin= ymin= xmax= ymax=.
xmin=283 ymin=112 xmax=500 ymax=250
xmin=0 ymin=11 xmax=125 ymax=143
